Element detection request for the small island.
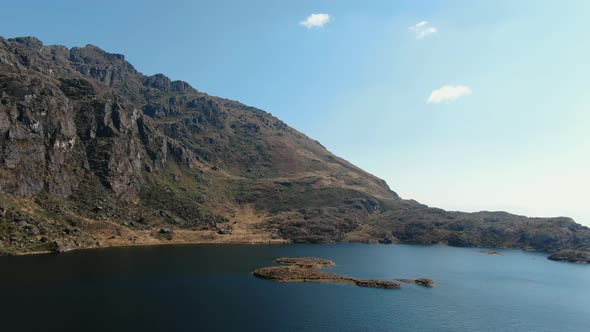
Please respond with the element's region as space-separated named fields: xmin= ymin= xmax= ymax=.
xmin=480 ymin=251 xmax=502 ymax=256
xmin=253 ymin=257 xmax=402 ymax=289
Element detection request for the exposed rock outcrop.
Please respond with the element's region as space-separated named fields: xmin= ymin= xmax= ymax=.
xmin=548 ymin=250 xmax=590 ymax=264
xmin=274 ymin=257 xmax=336 ymax=269
xmin=395 ymin=278 xmax=436 ymax=287
xmin=480 ymin=251 xmax=502 ymax=256
xmin=253 ymin=257 xmax=402 ymax=289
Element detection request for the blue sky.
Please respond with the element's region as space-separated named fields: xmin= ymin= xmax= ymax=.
xmin=2 ymin=0 xmax=589 ymax=225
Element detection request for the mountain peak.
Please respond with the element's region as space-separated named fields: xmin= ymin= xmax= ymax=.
xmin=8 ymin=36 xmax=43 ymax=49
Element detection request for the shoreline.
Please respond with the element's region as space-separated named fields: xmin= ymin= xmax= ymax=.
xmin=7 ymin=237 xmax=290 ymax=257
xmin=2 ymin=238 xmax=567 ymax=263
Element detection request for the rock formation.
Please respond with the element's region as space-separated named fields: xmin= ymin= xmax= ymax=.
xmin=395 ymin=278 xmax=436 ymax=287
xmin=253 ymin=257 xmax=402 ymax=289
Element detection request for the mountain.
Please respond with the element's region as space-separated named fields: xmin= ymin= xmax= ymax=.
xmin=0 ymin=36 xmax=588 ymax=262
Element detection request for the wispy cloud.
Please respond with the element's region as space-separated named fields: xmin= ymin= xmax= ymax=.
xmin=300 ymin=13 xmax=332 ymax=29
xmin=427 ymin=85 xmax=472 ymax=104
xmin=410 ymin=21 xmax=437 ymax=39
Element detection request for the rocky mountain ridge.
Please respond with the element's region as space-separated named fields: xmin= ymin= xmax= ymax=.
xmin=1 ymin=36 xmax=589 ymax=263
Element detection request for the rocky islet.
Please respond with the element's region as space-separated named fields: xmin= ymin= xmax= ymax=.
xmin=253 ymin=257 xmax=403 ymax=289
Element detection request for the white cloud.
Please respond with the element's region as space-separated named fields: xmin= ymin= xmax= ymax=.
xmin=300 ymin=13 xmax=332 ymax=29
xmin=410 ymin=21 xmax=437 ymax=39
xmin=427 ymin=85 xmax=472 ymax=104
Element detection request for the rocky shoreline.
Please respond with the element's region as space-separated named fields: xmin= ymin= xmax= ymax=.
xmin=548 ymin=250 xmax=590 ymax=264
xmin=0 ymin=236 xmax=287 ymax=256
xmin=2 ymin=237 xmax=588 ymax=267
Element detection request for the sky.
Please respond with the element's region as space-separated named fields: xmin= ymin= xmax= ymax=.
xmin=1 ymin=0 xmax=589 ymax=225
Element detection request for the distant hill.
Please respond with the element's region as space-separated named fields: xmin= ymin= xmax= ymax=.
xmin=0 ymin=36 xmax=588 ymax=262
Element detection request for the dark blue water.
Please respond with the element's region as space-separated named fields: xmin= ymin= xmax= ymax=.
xmin=0 ymin=244 xmax=588 ymax=332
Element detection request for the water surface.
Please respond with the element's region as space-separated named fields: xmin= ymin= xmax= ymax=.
xmin=0 ymin=244 xmax=588 ymax=332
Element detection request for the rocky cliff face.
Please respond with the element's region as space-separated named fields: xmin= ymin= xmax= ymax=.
xmin=0 ymin=36 xmax=589 ymax=262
